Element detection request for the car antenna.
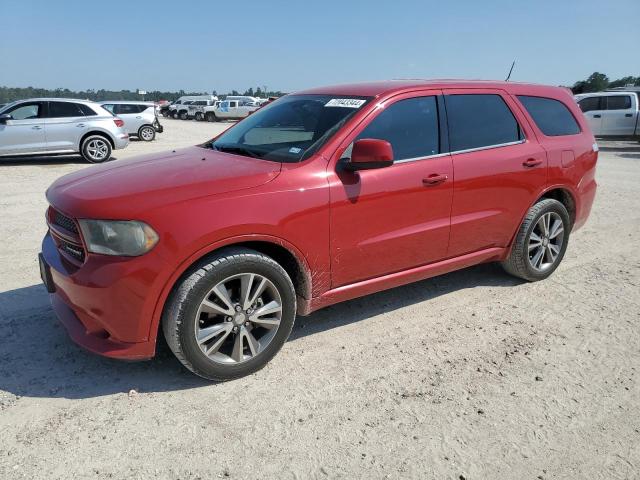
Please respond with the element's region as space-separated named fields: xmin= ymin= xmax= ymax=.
xmin=505 ymin=60 xmax=516 ymax=82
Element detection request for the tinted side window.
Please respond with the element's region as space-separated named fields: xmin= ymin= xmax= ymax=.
xmin=357 ymin=96 xmax=439 ymax=160
xmin=578 ymin=97 xmax=602 ymax=112
xmin=606 ymin=95 xmax=632 ymax=110
xmin=115 ymin=104 xmax=141 ymax=114
xmin=6 ymin=102 xmax=41 ymax=120
xmin=446 ymin=94 xmax=523 ymax=151
xmin=48 ymin=102 xmax=84 ymax=118
xmin=517 ymin=96 xmax=581 ymax=136
xmin=78 ymin=104 xmax=98 ymax=116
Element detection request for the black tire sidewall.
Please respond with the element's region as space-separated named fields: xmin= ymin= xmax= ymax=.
xmin=174 ymin=255 xmax=296 ymax=380
xmin=521 ymin=200 xmax=570 ymax=280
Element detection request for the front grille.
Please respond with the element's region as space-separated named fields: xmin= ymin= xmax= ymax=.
xmin=48 ymin=207 xmax=86 ymax=265
xmin=53 ymin=209 xmax=78 ymax=234
xmin=59 ymin=239 xmax=85 ymax=262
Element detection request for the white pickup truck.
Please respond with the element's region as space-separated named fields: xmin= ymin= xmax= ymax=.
xmin=575 ymin=91 xmax=640 ymax=139
xmin=202 ymin=97 xmax=261 ymax=122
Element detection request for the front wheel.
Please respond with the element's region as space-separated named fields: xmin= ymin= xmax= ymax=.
xmin=194 ymin=112 xmax=203 ymax=121
xmin=162 ymin=248 xmax=297 ymax=381
xmin=138 ymin=125 xmax=156 ymax=141
xmin=501 ymin=198 xmax=570 ymax=281
xmin=179 ymin=111 xmax=188 ymax=120
xmin=80 ymin=135 xmax=112 ymax=163
xmin=205 ymin=112 xmax=218 ymax=122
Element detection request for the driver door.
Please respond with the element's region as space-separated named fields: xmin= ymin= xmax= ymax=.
xmin=0 ymin=101 xmax=46 ymax=155
xmin=328 ymin=92 xmax=453 ymax=287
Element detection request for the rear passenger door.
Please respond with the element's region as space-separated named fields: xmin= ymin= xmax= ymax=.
xmin=601 ymin=95 xmax=636 ymax=136
xmin=443 ymin=90 xmax=547 ymax=257
xmin=44 ymin=101 xmax=90 ymax=152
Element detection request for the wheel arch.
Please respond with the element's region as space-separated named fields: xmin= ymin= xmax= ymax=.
xmin=79 ymin=130 xmax=115 ymax=150
xmin=505 ymin=185 xmax=577 ymax=259
xmin=539 ymin=187 xmax=576 ymax=228
xmin=148 ymin=235 xmax=314 ymax=350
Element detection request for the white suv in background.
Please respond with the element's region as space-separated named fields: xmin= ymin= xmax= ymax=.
xmin=100 ymin=101 xmax=162 ymax=141
xmin=0 ymin=98 xmax=128 ymax=162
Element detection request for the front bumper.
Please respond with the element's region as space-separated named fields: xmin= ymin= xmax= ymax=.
xmin=41 ymin=232 xmax=159 ymax=360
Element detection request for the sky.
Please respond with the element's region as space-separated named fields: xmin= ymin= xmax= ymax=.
xmin=0 ymin=0 xmax=638 ymax=93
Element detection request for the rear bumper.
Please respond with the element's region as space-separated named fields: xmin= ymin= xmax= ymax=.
xmin=41 ymin=232 xmax=159 ymax=360
xmin=113 ymin=133 xmax=129 ymax=150
xmin=574 ymin=176 xmax=597 ymax=231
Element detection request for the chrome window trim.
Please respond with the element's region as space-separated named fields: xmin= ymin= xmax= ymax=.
xmin=449 ymin=139 xmax=526 ymax=156
xmin=393 ymin=152 xmax=450 ymax=164
xmin=390 ymin=140 xmax=526 ymax=165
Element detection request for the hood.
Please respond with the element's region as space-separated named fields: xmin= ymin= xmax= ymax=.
xmin=46 ymin=146 xmax=281 ymax=219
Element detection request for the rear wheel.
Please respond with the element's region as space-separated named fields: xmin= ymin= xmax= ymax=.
xmin=80 ymin=135 xmax=112 ymax=163
xmin=162 ymin=248 xmax=297 ymax=381
xmin=195 ymin=112 xmax=203 ymax=121
xmin=138 ymin=125 xmax=155 ymax=142
xmin=501 ymin=198 xmax=570 ymax=281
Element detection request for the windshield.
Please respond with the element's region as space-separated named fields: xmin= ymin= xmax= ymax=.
xmin=207 ymin=94 xmax=371 ymax=162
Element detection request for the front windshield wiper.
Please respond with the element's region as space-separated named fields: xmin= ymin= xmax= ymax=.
xmin=213 ymin=144 xmax=262 ymax=159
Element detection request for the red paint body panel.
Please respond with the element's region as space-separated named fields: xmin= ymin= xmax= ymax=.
xmin=41 ymin=80 xmax=598 ymax=359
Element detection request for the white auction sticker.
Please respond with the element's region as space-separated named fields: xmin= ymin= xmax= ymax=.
xmin=325 ymin=98 xmax=366 ymax=108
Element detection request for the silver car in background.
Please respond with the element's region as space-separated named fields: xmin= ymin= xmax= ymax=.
xmin=100 ymin=101 xmax=162 ymax=141
xmin=0 ymin=98 xmax=128 ymax=162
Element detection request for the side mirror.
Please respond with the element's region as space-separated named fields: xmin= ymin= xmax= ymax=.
xmin=0 ymin=113 xmax=12 ymax=124
xmin=344 ymin=138 xmax=394 ymax=171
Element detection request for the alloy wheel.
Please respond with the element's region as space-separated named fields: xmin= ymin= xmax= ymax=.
xmin=194 ymin=273 xmax=283 ymax=364
xmin=527 ymin=212 xmax=564 ymax=272
xmin=140 ymin=127 xmax=154 ymax=141
xmin=86 ymin=139 xmax=108 ymax=161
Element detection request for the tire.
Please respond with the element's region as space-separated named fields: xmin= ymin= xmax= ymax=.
xmin=80 ymin=135 xmax=112 ymax=163
xmin=205 ymin=112 xmax=218 ymax=122
xmin=138 ymin=125 xmax=156 ymax=142
xmin=195 ymin=112 xmax=203 ymax=121
xmin=170 ymin=111 xmax=178 ymax=119
xmin=501 ymin=198 xmax=570 ymax=282
xmin=162 ymin=247 xmax=297 ymax=381
xmin=179 ymin=111 xmax=188 ymax=120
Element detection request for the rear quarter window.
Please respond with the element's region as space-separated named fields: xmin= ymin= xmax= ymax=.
xmin=517 ymin=95 xmax=580 ymax=136
xmin=605 ymin=95 xmax=632 ymax=110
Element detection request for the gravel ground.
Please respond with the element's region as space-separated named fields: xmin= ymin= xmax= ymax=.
xmin=0 ymin=120 xmax=638 ymax=479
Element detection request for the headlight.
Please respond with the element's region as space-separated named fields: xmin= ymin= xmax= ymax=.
xmin=78 ymin=220 xmax=159 ymax=256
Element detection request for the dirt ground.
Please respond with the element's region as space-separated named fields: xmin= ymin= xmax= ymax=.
xmin=0 ymin=119 xmax=638 ymax=479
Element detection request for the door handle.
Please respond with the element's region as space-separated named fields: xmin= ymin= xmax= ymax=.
xmin=76 ymin=123 xmax=86 ymax=128
xmin=136 ymin=116 xmax=142 ymax=119
xmin=422 ymin=174 xmax=448 ymax=185
xmin=593 ymin=114 xmax=601 ymax=118
xmin=31 ymin=125 xmax=42 ymax=130
xmin=625 ymin=113 xmax=633 ymax=117
xmin=522 ymin=158 xmax=543 ymax=168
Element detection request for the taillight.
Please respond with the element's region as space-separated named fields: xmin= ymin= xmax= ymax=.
xmin=114 ymin=118 xmax=124 ymax=127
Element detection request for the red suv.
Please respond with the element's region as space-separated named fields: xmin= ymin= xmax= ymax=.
xmin=40 ymin=80 xmax=597 ymax=380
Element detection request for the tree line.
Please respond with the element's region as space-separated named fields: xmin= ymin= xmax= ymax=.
xmin=570 ymin=72 xmax=640 ymax=94
xmin=1 ymin=73 xmax=638 ymax=103
xmin=0 ymin=86 xmax=285 ymax=104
